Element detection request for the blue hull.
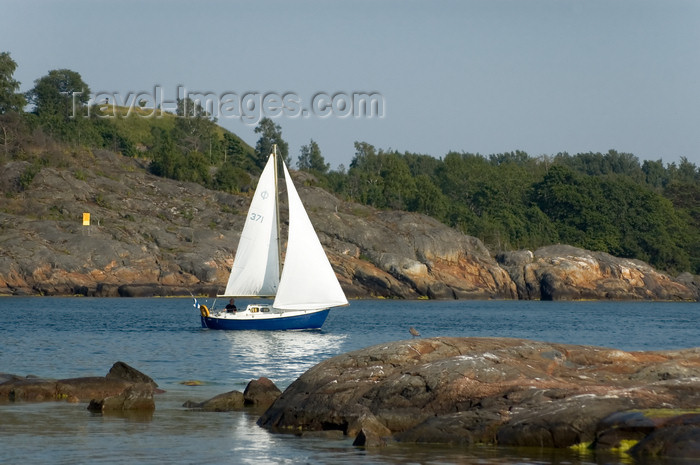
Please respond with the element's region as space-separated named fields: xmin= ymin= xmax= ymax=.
xmin=201 ymin=309 xmax=330 ymax=330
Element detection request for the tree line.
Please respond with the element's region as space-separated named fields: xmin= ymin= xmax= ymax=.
xmin=2 ymin=52 xmax=698 ymax=275
xmin=320 ymin=145 xmax=699 ymax=275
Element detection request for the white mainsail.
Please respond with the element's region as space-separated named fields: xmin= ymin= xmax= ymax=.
xmin=220 ymin=155 xmax=280 ymax=297
xmin=273 ymin=162 xmax=349 ymax=311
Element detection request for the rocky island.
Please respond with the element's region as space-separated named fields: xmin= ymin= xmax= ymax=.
xmin=1 ymin=150 xmax=698 ymax=301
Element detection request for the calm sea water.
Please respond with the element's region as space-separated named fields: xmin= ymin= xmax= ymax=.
xmin=0 ymin=298 xmax=698 ymax=464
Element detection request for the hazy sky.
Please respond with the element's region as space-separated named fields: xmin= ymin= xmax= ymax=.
xmin=4 ymin=0 xmax=700 ymax=169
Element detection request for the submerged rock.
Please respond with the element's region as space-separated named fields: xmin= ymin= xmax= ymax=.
xmin=183 ymin=390 xmax=245 ymax=412
xmin=183 ymin=377 xmax=282 ymax=412
xmin=257 ymin=337 xmax=700 ymax=458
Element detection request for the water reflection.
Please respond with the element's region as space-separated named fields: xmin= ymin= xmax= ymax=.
xmin=221 ymin=329 xmax=347 ymax=388
xmin=92 ymin=409 xmax=154 ymax=422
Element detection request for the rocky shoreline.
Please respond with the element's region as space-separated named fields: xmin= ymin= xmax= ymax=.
xmin=1 ymin=155 xmax=699 ymax=300
xmin=2 ymin=339 xmax=699 ymax=460
xmin=2 ymin=242 xmax=698 ymax=302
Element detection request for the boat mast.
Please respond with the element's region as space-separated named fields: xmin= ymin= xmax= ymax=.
xmin=272 ymin=144 xmax=283 ymax=280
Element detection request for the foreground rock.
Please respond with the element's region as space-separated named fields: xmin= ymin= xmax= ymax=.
xmin=183 ymin=377 xmax=281 ymax=412
xmin=0 ymin=361 xmax=158 ymax=412
xmin=243 ymin=377 xmax=282 ymax=410
xmin=87 ymin=383 xmax=155 ymax=414
xmin=258 ymin=337 xmax=700 ymax=458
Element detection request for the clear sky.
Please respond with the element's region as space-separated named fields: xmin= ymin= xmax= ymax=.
xmin=3 ymin=0 xmax=700 ymax=169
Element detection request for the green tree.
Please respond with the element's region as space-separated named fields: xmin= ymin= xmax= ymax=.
xmin=26 ymin=69 xmax=90 ymax=117
xmin=173 ymin=97 xmax=219 ymax=158
xmin=489 ymin=150 xmax=530 ymax=166
xmin=148 ymin=127 xmax=183 ymax=179
xmin=343 ymin=143 xmax=418 ymax=210
xmin=607 ymin=178 xmax=690 ymax=272
xmin=323 ymin=165 xmax=348 ymax=194
xmin=297 ymin=139 xmax=329 ymax=174
xmin=254 ymin=117 xmax=289 ymax=168
xmin=378 ymin=151 xmax=416 ymax=210
xmin=403 ymin=152 xmax=442 ymax=181
xmin=25 ymin=69 xmax=92 ymax=140
xmin=0 ymin=110 xmax=28 ymax=157
xmin=663 ymin=164 xmax=700 ymax=273
xmin=554 ymin=150 xmax=643 ymax=181
xmin=94 ymin=117 xmax=136 ymax=157
xmin=605 ymin=149 xmax=642 ymax=179
xmin=408 ymin=174 xmax=448 ymax=219
xmin=184 ymin=150 xmax=211 ymax=184
xmin=432 ymin=151 xmax=552 ymax=250
xmin=0 ymin=52 xmax=25 ymax=114
xmin=533 ymin=165 xmax=612 ymax=249
xmin=213 ymin=162 xmax=252 ymax=193
xmin=672 ymin=157 xmax=699 ymax=184
xmin=642 ymin=159 xmax=668 ymax=189
xmin=0 ymin=52 xmax=28 ymax=156
xmin=346 ymin=142 xmax=384 ymax=205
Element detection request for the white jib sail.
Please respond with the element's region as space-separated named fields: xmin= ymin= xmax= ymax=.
xmin=274 ymin=162 xmax=348 ymax=311
xmin=220 ymin=155 xmax=280 ymax=297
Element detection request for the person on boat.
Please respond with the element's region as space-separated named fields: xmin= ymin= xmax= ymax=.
xmin=225 ymin=298 xmax=237 ymax=313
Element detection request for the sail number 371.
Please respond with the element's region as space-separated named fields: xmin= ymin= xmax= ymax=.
xmin=250 ymin=213 xmax=264 ymax=223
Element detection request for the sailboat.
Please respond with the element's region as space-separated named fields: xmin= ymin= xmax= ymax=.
xmin=198 ymin=145 xmax=348 ymax=330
